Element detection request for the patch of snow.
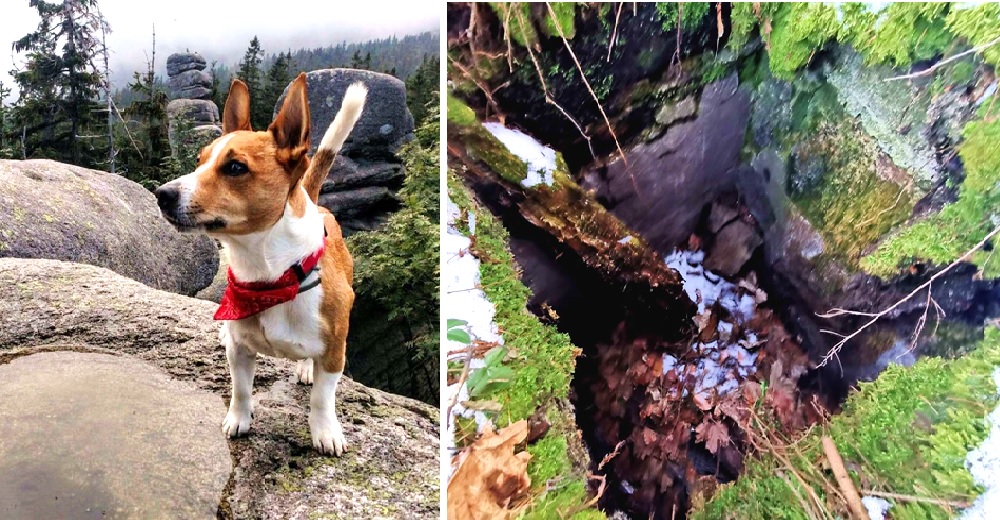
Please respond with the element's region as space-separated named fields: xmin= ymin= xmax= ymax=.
xmin=861 ymin=496 xmax=893 ymax=520
xmin=662 ymin=249 xmax=763 ymax=401
xmin=621 ymin=480 xmax=635 ymax=495
xmin=444 ymin=195 xmax=505 ymax=475
xmin=959 ymin=367 xmax=1000 ymax=520
xmin=482 ymin=122 xmax=557 ymax=187
xmin=618 ymin=235 xmax=633 ymax=244
xmin=662 ymin=355 xmax=677 ymax=374
xmin=664 ymin=250 xmax=755 ymax=324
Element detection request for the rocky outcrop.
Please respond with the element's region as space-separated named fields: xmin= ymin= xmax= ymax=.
xmin=583 ymin=74 xmax=753 ymax=254
xmin=0 ymin=159 xmax=217 ymax=296
xmin=0 ymin=258 xmax=440 ymax=519
xmin=166 ymin=52 xmax=222 ymax=157
xmin=275 ymin=69 xmax=414 ymax=235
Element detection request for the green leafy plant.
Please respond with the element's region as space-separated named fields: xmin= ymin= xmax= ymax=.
xmin=447 ymin=319 xmax=471 ymax=344
xmin=466 ymin=346 xmax=516 ymax=398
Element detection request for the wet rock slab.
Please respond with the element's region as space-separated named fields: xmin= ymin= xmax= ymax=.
xmin=0 ymin=351 xmax=230 ymax=519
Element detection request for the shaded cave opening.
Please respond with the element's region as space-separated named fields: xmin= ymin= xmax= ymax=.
xmin=460 ymin=140 xmax=1000 ymax=519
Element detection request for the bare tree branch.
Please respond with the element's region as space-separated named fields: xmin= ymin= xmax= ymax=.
xmin=817 ymin=223 xmax=1000 ymax=368
xmin=884 ymin=35 xmax=1000 ymax=82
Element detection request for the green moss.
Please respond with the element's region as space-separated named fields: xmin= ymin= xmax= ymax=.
xmin=849 ymin=3 xmax=952 ymax=67
xmin=542 ymin=2 xmax=576 ymax=39
xmin=947 ymin=3 xmax=1000 ymax=68
xmin=767 ymin=3 xmax=838 ymax=80
xmin=862 ymin=109 xmax=1000 ymax=277
xmin=490 ymin=3 xmax=537 ymax=48
xmin=727 ymin=2 xmax=759 ymax=51
xmin=449 ymin=174 xmax=597 ymax=518
xmin=696 ymin=327 xmax=1000 ymax=519
xmin=448 ymin=95 xmax=529 ymax=184
xmin=654 ymin=2 xmax=710 ymax=34
xmin=526 ymin=436 xmax=570 ymax=485
xmin=793 ymin=121 xmax=914 ymax=267
xmin=446 ymin=93 xmax=477 ymax=126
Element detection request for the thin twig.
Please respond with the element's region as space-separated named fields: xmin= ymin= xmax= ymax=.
xmin=607 ymin=3 xmax=624 ymax=62
xmin=544 ymin=2 xmax=627 ymax=168
xmin=862 ymin=490 xmax=971 ymax=509
xmin=818 ymin=223 xmax=1000 ymax=367
xmin=884 ymin=35 xmax=1000 ymax=82
xmin=515 ymin=7 xmax=596 ymax=161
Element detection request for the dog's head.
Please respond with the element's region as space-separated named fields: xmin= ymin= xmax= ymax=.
xmin=155 ymin=73 xmax=312 ymax=235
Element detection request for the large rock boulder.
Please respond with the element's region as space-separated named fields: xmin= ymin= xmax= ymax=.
xmin=166 ymin=52 xmax=207 ymax=77
xmin=275 ymin=69 xmax=414 ymax=235
xmin=166 ymin=51 xmax=221 ymax=158
xmin=0 ymin=159 xmax=218 ymax=296
xmin=583 ymin=74 xmax=752 ymax=254
xmin=0 ymin=258 xmax=440 ymax=519
xmin=168 ymin=69 xmax=214 ymax=100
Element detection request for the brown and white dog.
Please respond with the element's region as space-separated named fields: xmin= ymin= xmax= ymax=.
xmin=154 ymin=73 xmax=365 ymax=456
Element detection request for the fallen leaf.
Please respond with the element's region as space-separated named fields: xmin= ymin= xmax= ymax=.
xmin=695 ymin=419 xmax=731 ymax=454
xmin=448 ymin=421 xmax=532 ymax=520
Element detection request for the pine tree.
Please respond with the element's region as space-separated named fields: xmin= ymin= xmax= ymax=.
xmin=12 ymin=0 xmax=111 ymax=167
xmin=349 ymin=49 xmax=364 ymax=69
xmin=262 ymin=51 xmax=294 ymax=124
xmin=406 ymin=54 xmax=439 ymax=128
xmin=120 ymin=28 xmax=170 ymax=189
xmin=0 ymin=82 xmax=16 ymax=159
xmin=236 ymin=36 xmax=268 ymax=130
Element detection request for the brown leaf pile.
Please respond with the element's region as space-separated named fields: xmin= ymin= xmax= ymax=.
xmin=448 ymin=420 xmax=532 ymax=520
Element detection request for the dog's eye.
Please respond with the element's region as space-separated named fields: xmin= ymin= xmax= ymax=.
xmin=223 ymin=160 xmax=249 ymax=176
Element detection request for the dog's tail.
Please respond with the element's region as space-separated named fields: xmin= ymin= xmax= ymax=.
xmin=303 ymin=82 xmax=368 ymax=202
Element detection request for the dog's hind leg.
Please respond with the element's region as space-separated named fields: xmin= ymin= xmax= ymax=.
xmin=222 ymin=328 xmax=257 ymax=438
xmin=295 ymin=358 xmax=314 ymax=385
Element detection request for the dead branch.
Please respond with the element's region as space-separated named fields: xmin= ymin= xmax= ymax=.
xmin=817 ymin=223 xmax=1000 ymax=367
xmin=544 ymin=2 xmax=628 ymax=167
xmin=607 ymin=3 xmax=624 ymax=62
xmin=514 ymin=7 xmax=596 ymax=160
xmin=447 ymin=55 xmax=505 ymax=122
xmin=598 ymin=440 xmax=626 ymax=471
xmin=822 ymin=436 xmax=870 ymax=520
xmin=862 ymin=490 xmax=970 ymax=510
xmin=884 ymin=35 xmax=1000 ymax=82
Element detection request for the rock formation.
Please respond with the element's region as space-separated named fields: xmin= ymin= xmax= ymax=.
xmin=275 ymin=69 xmax=415 ymax=235
xmin=166 ymin=52 xmax=222 ymax=155
xmin=0 ymin=159 xmax=217 ymax=296
xmin=0 ymin=258 xmax=440 ymax=519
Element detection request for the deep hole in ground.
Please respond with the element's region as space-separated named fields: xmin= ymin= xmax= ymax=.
xmin=460 ymin=136 xmax=1000 ymax=519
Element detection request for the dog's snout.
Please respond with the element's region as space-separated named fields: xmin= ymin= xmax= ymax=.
xmin=154 ymin=184 xmax=180 ymax=214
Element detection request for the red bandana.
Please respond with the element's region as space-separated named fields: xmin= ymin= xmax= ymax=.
xmin=214 ymin=240 xmax=325 ymax=321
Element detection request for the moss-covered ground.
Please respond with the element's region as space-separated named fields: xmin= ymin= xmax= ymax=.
xmin=448 ymin=173 xmax=600 ymax=519
xmin=694 ymin=326 xmax=1000 ymax=519
xmin=862 ymin=107 xmax=1000 ymax=277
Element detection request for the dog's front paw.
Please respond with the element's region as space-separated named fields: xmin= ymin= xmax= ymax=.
xmin=309 ymin=413 xmax=346 ymax=456
xmin=222 ymin=406 xmax=253 ymax=438
xmin=295 ymin=358 xmax=314 ymax=385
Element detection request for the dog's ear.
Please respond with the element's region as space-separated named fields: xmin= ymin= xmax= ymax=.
xmin=223 ymin=79 xmax=252 ymax=133
xmin=269 ymin=73 xmax=311 ymax=168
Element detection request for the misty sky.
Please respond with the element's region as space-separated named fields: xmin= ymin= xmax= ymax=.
xmin=0 ymin=0 xmax=440 ymax=101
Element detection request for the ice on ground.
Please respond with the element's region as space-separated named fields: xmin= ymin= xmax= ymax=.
xmin=861 ymin=496 xmax=893 ymax=520
xmin=665 ymin=250 xmax=755 ymax=322
xmin=662 ymin=249 xmax=762 ymax=403
xmin=959 ymin=367 xmax=1000 ymax=520
xmin=482 ymin=122 xmax=557 ymax=187
xmin=444 ymin=195 xmax=505 ymax=473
